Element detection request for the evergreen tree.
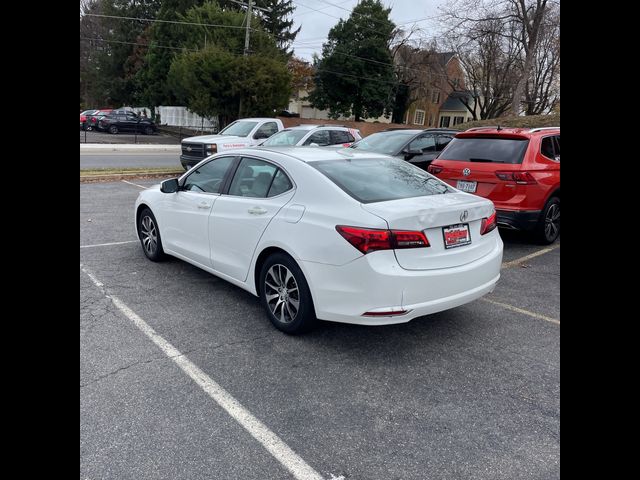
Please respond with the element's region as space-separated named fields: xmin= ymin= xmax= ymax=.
xmin=308 ymin=0 xmax=396 ymax=121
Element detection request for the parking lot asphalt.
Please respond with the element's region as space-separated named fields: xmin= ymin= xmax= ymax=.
xmin=80 ymin=179 xmax=560 ymax=480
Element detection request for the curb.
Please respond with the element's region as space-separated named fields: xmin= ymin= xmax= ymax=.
xmin=80 ymin=144 xmax=181 ymax=153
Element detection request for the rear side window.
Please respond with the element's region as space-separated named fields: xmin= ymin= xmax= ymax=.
xmin=440 ymin=137 xmax=529 ymax=164
xmin=541 ymin=137 xmax=555 ymax=159
xmin=268 ymin=170 xmax=293 ymax=197
xmin=553 ymin=136 xmax=560 ymax=157
xmin=304 ymin=130 xmax=331 ymax=146
xmin=437 ymin=135 xmax=453 ymax=151
xmin=330 ymin=130 xmax=354 ymax=144
xmin=312 ymin=158 xmax=451 ymax=203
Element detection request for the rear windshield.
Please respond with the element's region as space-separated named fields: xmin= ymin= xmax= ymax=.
xmin=261 ymin=129 xmax=308 ymax=146
xmin=349 ymin=131 xmax=415 ymax=155
xmin=312 ymin=158 xmax=451 ymax=203
xmin=439 ymin=137 xmax=529 ymax=164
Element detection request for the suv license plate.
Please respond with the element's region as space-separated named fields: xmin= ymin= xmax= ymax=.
xmin=456 ymin=180 xmax=477 ymax=193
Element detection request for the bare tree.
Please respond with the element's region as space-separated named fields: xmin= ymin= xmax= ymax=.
xmin=440 ymin=0 xmax=557 ymax=116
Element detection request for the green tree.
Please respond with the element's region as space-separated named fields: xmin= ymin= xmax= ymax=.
xmin=308 ymin=0 xmax=396 ymax=121
xmin=168 ymin=46 xmax=290 ymax=125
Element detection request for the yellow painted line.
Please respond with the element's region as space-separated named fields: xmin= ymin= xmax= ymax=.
xmin=481 ymin=297 xmax=559 ymax=325
xmin=502 ymin=243 xmax=560 ymax=268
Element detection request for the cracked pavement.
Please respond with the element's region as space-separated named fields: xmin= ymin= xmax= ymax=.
xmin=80 ymin=179 xmax=560 ymax=480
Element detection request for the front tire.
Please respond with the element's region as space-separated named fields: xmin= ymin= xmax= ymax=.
xmin=109 ymin=125 xmax=118 ymax=134
xmin=534 ymin=196 xmax=560 ymax=244
xmin=259 ymin=253 xmax=316 ymax=334
xmin=138 ymin=208 xmax=166 ymax=261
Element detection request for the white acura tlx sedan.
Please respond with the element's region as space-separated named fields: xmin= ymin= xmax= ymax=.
xmin=134 ymin=147 xmax=503 ymax=334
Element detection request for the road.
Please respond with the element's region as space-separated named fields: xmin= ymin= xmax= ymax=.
xmin=81 ymin=152 xmax=183 ymax=170
xmin=81 ymin=179 xmax=559 ymax=480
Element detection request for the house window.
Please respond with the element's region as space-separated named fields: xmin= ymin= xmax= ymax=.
xmin=439 ymin=116 xmax=451 ymax=128
xmin=453 ymin=116 xmax=465 ymax=125
xmin=413 ymin=109 xmax=426 ymax=125
xmin=431 ymin=91 xmax=440 ymax=104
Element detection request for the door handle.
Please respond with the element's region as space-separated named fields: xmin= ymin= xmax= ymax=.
xmin=248 ymin=206 xmax=268 ymax=215
xmin=197 ymin=202 xmax=211 ymax=209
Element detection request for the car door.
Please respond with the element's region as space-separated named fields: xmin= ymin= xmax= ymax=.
xmin=124 ymin=112 xmax=140 ymax=133
xmin=210 ymin=156 xmax=295 ymax=281
xmin=160 ymin=156 xmax=237 ymax=266
xmin=404 ymin=133 xmax=438 ymax=169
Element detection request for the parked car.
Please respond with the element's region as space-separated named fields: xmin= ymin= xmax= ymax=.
xmin=80 ymin=110 xmax=97 ymax=130
xmin=134 ymin=147 xmax=503 ymax=334
xmin=278 ymin=110 xmax=300 ymax=117
xmin=427 ymin=126 xmax=560 ymax=244
xmin=84 ymin=109 xmax=113 ymax=131
xmin=348 ymin=128 xmax=458 ymax=170
xmin=98 ymin=111 xmax=157 ymax=135
xmin=259 ymin=124 xmax=362 ymax=148
xmin=180 ymin=118 xmax=285 ymax=170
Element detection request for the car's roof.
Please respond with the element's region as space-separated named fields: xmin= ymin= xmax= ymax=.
xmin=235 ymin=117 xmax=280 ymax=122
xmin=238 ymin=146 xmax=390 ymax=163
xmin=457 ymin=126 xmax=559 ymax=138
xmin=286 ymin=124 xmax=353 ymax=131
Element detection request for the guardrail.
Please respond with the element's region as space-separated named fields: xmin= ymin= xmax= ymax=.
xmin=80 ymin=123 xmax=218 ymax=144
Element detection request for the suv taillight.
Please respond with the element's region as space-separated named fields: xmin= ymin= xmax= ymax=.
xmin=427 ymin=165 xmax=443 ymax=174
xmin=480 ymin=211 xmax=497 ymax=235
xmin=335 ymin=225 xmax=430 ymax=254
xmin=495 ymin=171 xmax=537 ymax=184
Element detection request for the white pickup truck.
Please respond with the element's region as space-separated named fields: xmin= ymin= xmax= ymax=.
xmin=179 ymin=117 xmax=284 ymax=170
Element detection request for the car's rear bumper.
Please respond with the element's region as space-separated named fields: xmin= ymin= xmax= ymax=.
xmin=496 ymin=209 xmax=540 ymax=231
xmin=300 ymin=235 xmax=503 ymax=325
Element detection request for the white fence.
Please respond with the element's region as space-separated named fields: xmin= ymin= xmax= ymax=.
xmin=155 ymin=106 xmax=218 ymax=131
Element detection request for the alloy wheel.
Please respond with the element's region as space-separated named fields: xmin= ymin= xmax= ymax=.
xmin=140 ymin=216 xmax=158 ymax=255
xmin=264 ymin=264 xmax=300 ymax=324
xmin=544 ymin=203 xmax=560 ymax=241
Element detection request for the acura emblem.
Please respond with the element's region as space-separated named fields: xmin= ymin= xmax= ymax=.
xmin=460 ymin=210 xmax=468 ymax=222
xmin=463 ymin=168 xmax=471 ymax=176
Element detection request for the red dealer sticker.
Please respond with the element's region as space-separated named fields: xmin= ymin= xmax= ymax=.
xmin=221 ymin=143 xmax=246 ymax=148
xmin=442 ymin=223 xmax=471 ymax=249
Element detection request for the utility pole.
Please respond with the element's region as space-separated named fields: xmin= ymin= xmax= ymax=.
xmin=243 ymin=0 xmax=253 ymax=56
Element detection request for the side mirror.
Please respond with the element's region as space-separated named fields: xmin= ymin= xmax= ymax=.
xmin=554 ymin=155 xmax=560 ymax=162
xmin=160 ymin=178 xmax=179 ymax=193
xmin=403 ymin=147 xmax=422 ymax=159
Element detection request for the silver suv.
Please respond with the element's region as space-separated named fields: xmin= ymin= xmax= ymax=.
xmin=259 ymin=124 xmax=362 ymax=148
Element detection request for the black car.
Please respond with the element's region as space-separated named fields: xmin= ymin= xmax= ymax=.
xmin=98 ymin=111 xmax=157 ymax=135
xmin=349 ymin=128 xmax=458 ymax=170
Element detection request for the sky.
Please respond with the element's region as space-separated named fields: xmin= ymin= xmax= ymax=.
xmin=289 ymin=0 xmax=447 ymax=62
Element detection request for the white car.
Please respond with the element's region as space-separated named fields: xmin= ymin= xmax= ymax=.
xmin=134 ymin=147 xmax=503 ymax=334
xmin=259 ymin=124 xmax=362 ymax=148
xmin=180 ymin=118 xmax=284 ymax=170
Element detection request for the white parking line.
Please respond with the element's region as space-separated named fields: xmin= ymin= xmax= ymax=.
xmin=481 ymin=297 xmax=559 ymax=325
xmin=121 ymin=179 xmax=147 ymax=189
xmin=80 ymin=264 xmax=324 ymax=480
xmin=502 ymin=243 xmax=560 ymax=269
xmin=80 ymin=240 xmax=138 ymax=249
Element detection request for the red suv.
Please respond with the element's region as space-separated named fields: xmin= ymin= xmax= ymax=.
xmin=428 ymin=126 xmax=560 ymax=244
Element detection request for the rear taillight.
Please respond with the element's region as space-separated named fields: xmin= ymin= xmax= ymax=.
xmin=495 ymin=171 xmax=537 ymax=184
xmin=480 ymin=211 xmax=497 ymax=235
xmin=427 ymin=164 xmax=443 ymax=174
xmin=335 ymin=226 xmax=429 ymax=254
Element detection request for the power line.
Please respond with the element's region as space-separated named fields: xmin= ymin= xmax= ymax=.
xmin=80 ymin=36 xmax=198 ymax=52
xmin=83 ymin=13 xmax=249 ymax=30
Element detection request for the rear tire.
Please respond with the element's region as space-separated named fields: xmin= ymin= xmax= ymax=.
xmin=259 ymin=253 xmax=317 ymax=334
xmin=137 ymin=208 xmax=166 ymax=261
xmin=109 ymin=125 xmax=118 ymax=134
xmin=533 ymin=196 xmax=560 ymax=244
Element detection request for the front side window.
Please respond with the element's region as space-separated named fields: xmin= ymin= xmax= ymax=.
xmin=228 ymin=158 xmax=278 ymax=198
xmin=218 ymin=120 xmax=259 ymax=137
xmin=303 ymin=130 xmax=330 ymax=146
xmin=182 ymin=156 xmax=235 ymax=193
xmin=312 ymin=157 xmax=451 ymax=204
xmin=437 ymin=135 xmax=453 ymax=151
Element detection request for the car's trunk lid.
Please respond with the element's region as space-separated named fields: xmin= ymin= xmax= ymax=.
xmin=361 ymin=193 xmax=496 ymax=270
